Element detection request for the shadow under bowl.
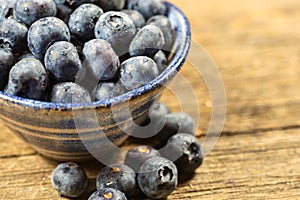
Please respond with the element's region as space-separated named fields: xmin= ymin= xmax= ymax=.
xmin=0 ymin=2 xmax=191 ymax=161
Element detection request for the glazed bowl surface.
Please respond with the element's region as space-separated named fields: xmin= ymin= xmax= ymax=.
xmin=0 ymin=2 xmax=191 ymax=161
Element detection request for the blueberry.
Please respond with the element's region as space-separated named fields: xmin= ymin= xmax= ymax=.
xmin=147 ymin=15 xmax=174 ymax=52
xmin=131 ymin=102 xmax=169 ymax=139
xmin=54 ymin=0 xmax=65 ymax=4
xmin=44 ymin=41 xmax=84 ymax=83
xmin=0 ymin=0 xmax=16 ymax=20
xmin=160 ymin=133 xmax=204 ymax=176
xmin=56 ymin=3 xmax=72 ymax=24
xmin=27 ymin=16 xmax=71 ymax=60
xmin=4 ymin=58 xmax=47 ymax=100
xmin=121 ymin=9 xmax=145 ymax=28
xmin=96 ymin=164 xmax=137 ymax=197
xmin=51 ymin=162 xmax=88 ymax=198
xmin=14 ymin=0 xmax=57 ymax=26
xmin=68 ymin=3 xmax=103 ymax=41
xmin=148 ymin=102 xmax=170 ymax=124
xmin=93 ymin=82 xmax=127 ymax=101
xmin=88 ymin=188 xmax=127 ymax=200
xmin=94 ymin=11 xmax=136 ymax=56
xmin=129 ymin=24 xmax=165 ymax=57
xmin=153 ymin=50 xmax=167 ymax=72
xmin=154 ymin=112 xmax=196 ymax=144
xmin=124 ymin=145 xmax=161 ymax=172
xmin=83 ymin=39 xmax=120 ymax=81
xmin=127 ymin=0 xmax=167 ymax=20
xmin=120 ymin=56 xmax=159 ymax=90
xmin=137 ymin=156 xmax=178 ymax=199
xmin=70 ymin=35 xmax=84 ymax=59
xmin=0 ymin=48 xmax=14 ymax=90
xmin=50 ymin=82 xmax=91 ymax=103
xmin=92 ymin=0 xmax=125 ymax=11
xmin=16 ymin=52 xmax=35 ymax=61
xmin=0 ymin=18 xmax=28 ymax=53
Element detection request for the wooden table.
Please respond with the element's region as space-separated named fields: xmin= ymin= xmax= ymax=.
xmin=1 ymin=0 xmax=300 ymax=199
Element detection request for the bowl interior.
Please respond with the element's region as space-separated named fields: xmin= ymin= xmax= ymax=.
xmin=0 ymin=2 xmax=191 ymax=110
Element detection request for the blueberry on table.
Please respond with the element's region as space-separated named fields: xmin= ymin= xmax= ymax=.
xmin=137 ymin=156 xmax=178 ymax=199
xmin=127 ymin=0 xmax=167 ymax=20
xmin=120 ymin=56 xmax=159 ymax=90
xmin=96 ymin=164 xmax=137 ymax=197
xmin=88 ymin=188 xmax=127 ymax=200
xmin=129 ymin=24 xmax=165 ymax=58
xmin=51 ymin=162 xmax=88 ymax=198
xmin=160 ymin=133 xmax=204 ymax=176
xmin=94 ymin=11 xmax=136 ymax=56
xmin=27 ymin=16 xmax=71 ymax=60
xmin=121 ymin=9 xmax=145 ymax=28
xmin=131 ymin=102 xmax=170 ymax=139
xmin=147 ymin=15 xmax=174 ymax=52
xmin=124 ymin=145 xmax=161 ymax=172
xmin=154 ymin=112 xmax=196 ymax=144
xmin=14 ymin=0 xmax=57 ymax=26
xmin=4 ymin=58 xmax=47 ymax=100
xmin=44 ymin=41 xmax=84 ymax=83
xmin=92 ymin=0 xmax=125 ymax=11
xmin=93 ymin=82 xmax=127 ymax=101
xmin=153 ymin=50 xmax=167 ymax=73
xmin=0 ymin=48 xmax=14 ymax=90
xmin=68 ymin=3 xmax=103 ymax=42
xmin=0 ymin=18 xmax=28 ymax=53
xmin=50 ymin=82 xmax=91 ymax=103
xmin=82 ymin=39 xmax=120 ymax=81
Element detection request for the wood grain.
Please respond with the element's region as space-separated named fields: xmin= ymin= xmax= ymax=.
xmin=1 ymin=0 xmax=300 ymax=199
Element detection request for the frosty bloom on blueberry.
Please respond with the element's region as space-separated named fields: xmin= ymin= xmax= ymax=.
xmin=51 ymin=162 xmax=88 ymax=198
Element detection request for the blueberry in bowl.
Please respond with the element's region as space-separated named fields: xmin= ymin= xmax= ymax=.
xmin=0 ymin=1 xmax=191 ymax=161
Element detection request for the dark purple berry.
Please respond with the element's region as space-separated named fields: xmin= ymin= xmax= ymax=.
xmin=27 ymin=16 xmax=71 ymax=60
xmin=154 ymin=112 xmax=196 ymax=143
xmin=82 ymin=39 xmax=120 ymax=81
xmin=127 ymin=0 xmax=167 ymax=20
xmin=93 ymin=82 xmax=127 ymax=101
xmin=94 ymin=11 xmax=136 ymax=56
xmin=92 ymin=0 xmax=125 ymax=11
xmin=14 ymin=0 xmax=57 ymax=26
xmin=88 ymin=188 xmax=127 ymax=200
xmin=121 ymin=9 xmax=145 ymax=28
xmin=137 ymin=156 xmax=177 ymax=199
xmin=120 ymin=56 xmax=159 ymax=90
xmin=96 ymin=164 xmax=137 ymax=197
xmin=153 ymin=50 xmax=167 ymax=72
xmin=44 ymin=41 xmax=84 ymax=83
xmin=0 ymin=18 xmax=28 ymax=53
xmin=129 ymin=24 xmax=165 ymax=57
xmin=160 ymin=133 xmax=204 ymax=176
xmin=4 ymin=58 xmax=47 ymax=100
xmin=50 ymin=82 xmax=91 ymax=103
xmin=124 ymin=145 xmax=160 ymax=172
xmin=51 ymin=162 xmax=88 ymax=198
xmin=0 ymin=48 xmax=14 ymax=90
xmin=56 ymin=3 xmax=72 ymax=24
xmin=68 ymin=3 xmax=103 ymax=41
xmin=147 ymin=15 xmax=174 ymax=52
xmin=130 ymin=102 xmax=169 ymax=138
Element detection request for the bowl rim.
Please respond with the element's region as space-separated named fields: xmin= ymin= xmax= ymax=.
xmin=0 ymin=2 xmax=191 ymax=110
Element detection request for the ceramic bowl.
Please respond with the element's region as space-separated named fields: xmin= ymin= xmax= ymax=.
xmin=0 ymin=2 xmax=191 ymax=161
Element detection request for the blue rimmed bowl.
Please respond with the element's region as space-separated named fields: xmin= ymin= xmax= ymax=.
xmin=0 ymin=2 xmax=191 ymax=161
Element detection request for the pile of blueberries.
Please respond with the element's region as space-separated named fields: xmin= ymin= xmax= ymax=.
xmin=0 ymin=0 xmax=174 ymax=103
xmin=51 ymin=102 xmax=204 ymax=199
